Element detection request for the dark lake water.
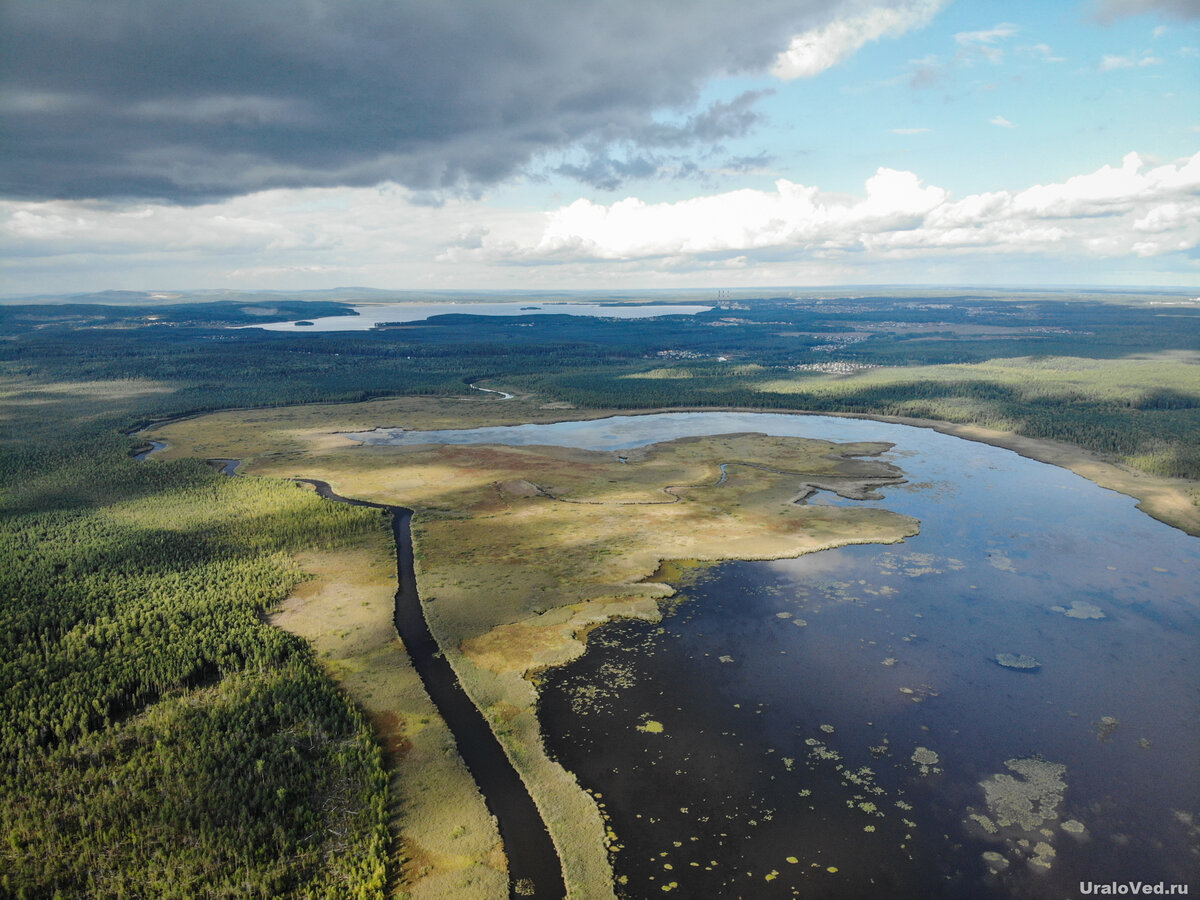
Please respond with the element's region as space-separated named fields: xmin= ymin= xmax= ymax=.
xmin=355 ymin=412 xmax=1200 ymax=898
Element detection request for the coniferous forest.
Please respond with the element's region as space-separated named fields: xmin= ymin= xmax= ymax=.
xmin=1 ymin=290 xmax=1197 ymax=897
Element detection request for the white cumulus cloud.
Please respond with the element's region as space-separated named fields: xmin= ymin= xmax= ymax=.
xmin=4 ymin=152 xmax=1199 ymax=293
xmin=1100 ymin=52 xmax=1163 ymax=69
xmin=506 ymin=151 xmax=1200 ymax=265
xmin=954 ymin=22 xmax=1018 ymax=63
xmin=772 ymin=0 xmax=948 ymax=79
xmin=955 ymin=22 xmax=1019 ymax=46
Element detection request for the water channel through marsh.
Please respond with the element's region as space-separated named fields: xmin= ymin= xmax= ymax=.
xmin=354 ymin=412 xmax=1200 ymax=899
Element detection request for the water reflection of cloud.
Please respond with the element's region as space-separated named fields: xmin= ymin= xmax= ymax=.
xmin=764 ymin=551 xmax=858 ymax=581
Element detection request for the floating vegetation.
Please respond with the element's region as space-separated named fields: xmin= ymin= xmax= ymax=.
xmin=982 ymin=850 xmax=1009 ymax=874
xmin=805 ymin=739 xmax=841 ymax=762
xmin=1050 ymin=600 xmax=1107 ymax=619
xmin=1094 ymin=715 xmax=1120 ymax=742
xmin=987 ymin=551 xmax=1017 ymax=573
xmin=1030 ymin=841 xmax=1056 ymax=871
xmin=564 ymin=658 xmax=637 ymax=714
xmin=967 ymin=757 xmax=1069 ymax=873
xmin=638 ymin=718 xmax=665 ymax=734
xmin=819 ymin=724 xmax=835 ymax=734
xmin=875 ymin=550 xmax=948 ymax=577
xmin=911 ymin=747 xmax=939 ymax=766
xmin=979 ymin=757 xmax=1067 ymax=833
xmin=969 ymin=813 xmax=999 ymax=835
xmin=1061 ymin=819 xmax=1087 ymax=835
xmin=994 ymin=652 xmax=1041 ymax=671
xmin=910 ymin=746 xmax=942 ymax=776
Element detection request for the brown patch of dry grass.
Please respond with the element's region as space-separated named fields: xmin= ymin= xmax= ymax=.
xmin=147 ymin=393 xmax=1200 ymax=897
xmin=268 ymin=523 xmax=506 ymax=900
xmin=157 ymin=405 xmax=916 ymax=899
xmin=462 ymin=596 xmax=663 ymax=677
xmin=151 ymin=397 xmax=924 ymax=900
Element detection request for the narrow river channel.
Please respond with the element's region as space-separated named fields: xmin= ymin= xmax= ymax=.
xmin=135 ymin=446 xmax=566 ymax=899
xmin=294 ymin=479 xmax=566 ymax=900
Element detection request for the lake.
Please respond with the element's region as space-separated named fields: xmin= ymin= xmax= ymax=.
xmin=243 ymin=302 xmax=713 ymax=331
xmin=349 ymin=412 xmax=1200 ymax=898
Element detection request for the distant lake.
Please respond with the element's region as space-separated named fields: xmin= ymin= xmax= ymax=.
xmin=350 ymin=412 xmax=1200 ymax=898
xmin=244 ymin=302 xmax=713 ymax=331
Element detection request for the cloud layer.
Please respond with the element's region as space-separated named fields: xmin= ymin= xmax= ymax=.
xmin=3 ymin=151 xmax=1197 ymax=293
xmin=501 ymin=151 xmax=1200 ymax=263
xmin=0 ymin=0 xmax=918 ymax=203
xmin=772 ymin=0 xmax=946 ymax=78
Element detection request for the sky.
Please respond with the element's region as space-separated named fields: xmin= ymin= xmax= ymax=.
xmin=1 ymin=0 xmax=1198 ymax=297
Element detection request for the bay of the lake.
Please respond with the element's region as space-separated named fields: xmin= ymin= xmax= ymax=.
xmin=243 ymin=301 xmax=712 ymax=331
xmin=350 ymin=412 xmax=1200 ymax=899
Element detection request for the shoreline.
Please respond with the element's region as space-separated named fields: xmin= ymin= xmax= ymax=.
xmin=822 ymin=410 xmax=1200 ymax=537
xmin=294 ymin=479 xmax=566 ymax=900
xmin=139 ymin=394 xmax=1198 ymax=897
xmin=326 ymin=398 xmax=1200 ymax=538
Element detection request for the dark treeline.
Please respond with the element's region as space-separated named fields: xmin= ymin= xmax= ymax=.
xmin=1 ymin=292 xmax=1197 ymax=896
xmin=528 ymin=366 xmax=1200 ymax=479
xmin=2 ymin=415 xmax=391 ymax=896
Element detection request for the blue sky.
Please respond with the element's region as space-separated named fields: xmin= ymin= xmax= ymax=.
xmin=1 ymin=0 xmax=1197 ymax=295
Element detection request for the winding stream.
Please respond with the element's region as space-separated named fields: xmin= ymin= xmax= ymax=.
xmin=294 ymin=480 xmax=565 ymax=900
xmin=133 ymin=446 xmax=566 ymax=899
xmin=137 ymin=411 xmax=1200 ymax=898
xmin=132 ymin=439 xmax=167 ymax=461
xmin=349 ymin=411 xmax=1200 ymax=899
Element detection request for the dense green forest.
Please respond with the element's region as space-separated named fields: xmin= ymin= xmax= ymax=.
xmin=1 ymin=404 xmax=391 ymax=896
xmin=1 ymin=290 xmax=1197 ymax=896
xmin=5 ymin=292 xmax=1197 ymax=477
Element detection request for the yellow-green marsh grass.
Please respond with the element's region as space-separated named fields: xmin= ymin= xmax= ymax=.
xmin=747 ymin=354 xmax=1200 ymax=535
xmin=151 ymin=398 xmax=919 ymax=899
xmin=268 ymin=517 xmax=506 ymax=900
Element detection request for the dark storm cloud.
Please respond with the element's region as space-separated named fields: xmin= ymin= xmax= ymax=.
xmin=553 ymin=90 xmax=772 ymax=190
xmin=0 ymin=0 xmax=839 ymax=203
xmin=557 ymin=155 xmax=664 ymax=191
xmin=633 ymin=91 xmax=773 ymax=148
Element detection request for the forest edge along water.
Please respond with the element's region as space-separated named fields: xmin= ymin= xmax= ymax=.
xmin=293 ymin=479 xmax=566 ymax=900
xmin=133 ymin=451 xmax=567 ymax=900
xmin=340 ymin=410 xmax=1200 ymax=898
xmin=137 ymin=407 xmax=1200 ymax=898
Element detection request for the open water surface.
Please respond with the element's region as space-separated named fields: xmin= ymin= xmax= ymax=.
xmin=243 ymin=302 xmax=712 ymax=331
xmin=352 ymin=412 xmax=1200 ymax=898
